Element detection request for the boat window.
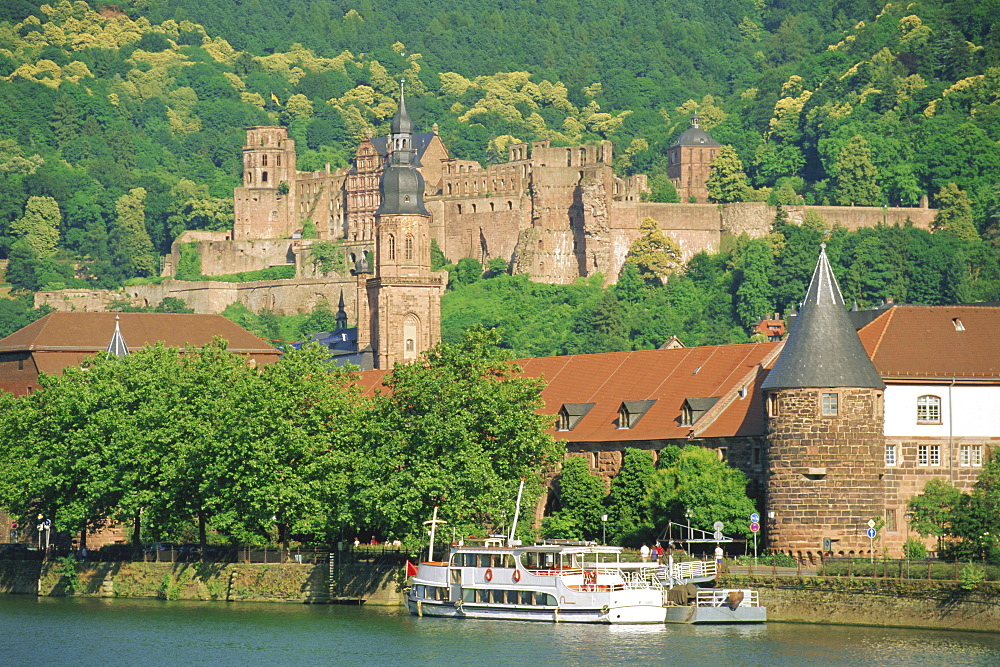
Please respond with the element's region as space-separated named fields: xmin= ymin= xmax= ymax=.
xmin=520 ymin=591 xmax=533 ymax=605
xmin=464 ymin=553 xmax=477 ymax=567
xmin=478 ymin=554 xmax=491 ymax=568
xmin=542 ymin=593 xmax=557 ymax=606
xmin=506 ymin=590 xmax=519 ymax=604
xmin=450 ymin=569 xmax=461 ymax=584
xmin=476 ymin=589 xmax=489 ymax=603
xmin=491 ymin=590 xmax=505 ymax=604
xmin=462 ymin=589 xmax=475 ymax=603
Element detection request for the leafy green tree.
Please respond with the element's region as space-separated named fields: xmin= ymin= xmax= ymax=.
xmin=624 ymin=217 xmax=682 ymax=284
xmin=543 ymin=456 xmax=607 ymax=540
xmin=297 ymin=300 xmax=338 ymax=338
xmin=11 ymin=196 xmax=60 ymax=258
xmin=907 ymin=478 xmax=963 ymax=552
xmin=645 ymin=446 xmax=757 ymax=538
xmin=706 ymin=146 xmax=750 ymax=203
xmin=605 ymin=448 xmax=656 ymax=545
xmin=735 ymin=238 xmax=775 ymax=329
xmin=353 ymin=327 xmax=559 ymax=540
xmin=834 ymin=135 xmax=882 ymax=206
xmin=948 ymin=454 xmax=1000 ymax=560
xmin=452 ymin=257 xmax=483 ymax=287
xmin=933 ymin=183 xmax=979 ymax=242
xmin=641 ymin=174 xmax=680 ymax=203
xmin=110 ymin=188 xmax=157 ymax=277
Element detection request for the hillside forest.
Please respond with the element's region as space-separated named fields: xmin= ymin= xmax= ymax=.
xmin=0 ymin=0 xmax=999 ymax=350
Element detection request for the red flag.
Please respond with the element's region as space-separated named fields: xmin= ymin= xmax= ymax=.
xmin=405 ymin=560 xmax=418 ymax=577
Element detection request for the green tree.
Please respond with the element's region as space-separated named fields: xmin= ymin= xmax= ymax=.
xmin=834 ymin=135 xmax=882 ymax=206
xmin=705 ymin=146 xmax=750 ymax=203
xmin=110 ymin=188 xmax=157 ymax=277
xmin=11 ymin=196 xmax=60 ymax=258
xmin=933 ymin=183 xmax=979 ymax=242
xmin=624 ymin=217 xmax=682 ymax=284
xmin=735 ymin=239 xmax=775 ymax=330
xmin=645 ymin=446 xmax=757 ymax=538
xmin=543 ymin=456 xmax=607 ymax=540
xmin=907 ymin=478 xmax=963 ymax=552
xmin=605 ymin=448 xmax=656 ymax=545
xmin=641 ymin=174 xmax=680 ymax=203
xmin=948 ymin=454 xmax=1000 ymax=560
xmin=353 ymin=327 xmax=559 ymax=540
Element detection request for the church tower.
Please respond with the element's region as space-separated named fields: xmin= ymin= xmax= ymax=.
xmin=362 ymin=83 xmax=447 ymax=369
xmin=762 ymin=244 xmax=885 ymax=558
xmin=666 ymin=114 xmax=721 ymax=203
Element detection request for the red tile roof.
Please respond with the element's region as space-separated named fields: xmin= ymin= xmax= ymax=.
xmin=858 ymin=305 xmax=1000 ymax=380
xmin=358 ymin=343 xmax=782 ymax=442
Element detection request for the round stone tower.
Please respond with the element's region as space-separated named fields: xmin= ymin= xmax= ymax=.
xmin=761 ymin=244 xmax=885 ymax=558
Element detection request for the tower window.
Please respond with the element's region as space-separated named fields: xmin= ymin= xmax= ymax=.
xmin=388 ymin=234 xmax=396 ymax=260
xmin=262 ymin=155 xmax=268 ymax=167
xmin=766 ymin=394 xmax=778 ymax=417
xmin=405 ymin=234 xmax=413 ymax=260
xmin=821 ymin=393 xmax=839 ymax=416
xmin=917 ymin=395 xmax=941 ymax=424
xmin=885 ymin=444 xmax=896 ymax=466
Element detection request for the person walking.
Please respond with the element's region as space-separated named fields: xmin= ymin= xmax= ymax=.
xmin=640 ymin=544 xmax=650 ymax=562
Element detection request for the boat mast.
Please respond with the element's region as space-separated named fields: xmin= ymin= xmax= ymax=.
xmin=424 ymin=506 xmax=446 ymax=562
xmin=507 ymin=478 xmax=525 ymax=547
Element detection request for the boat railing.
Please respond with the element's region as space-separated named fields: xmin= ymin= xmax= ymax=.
xmin=694 ymin=589 xmax=759 ymax=608
xmin=672 ymin=559 xmax=717 ymax=581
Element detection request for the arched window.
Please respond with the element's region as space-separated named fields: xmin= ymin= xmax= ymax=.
xmin=404 ymin=234 xmax=413 ymax=260
xmin=403 ymin=314 xmax=418 ymax=360
xmin=388 ymin=234 xmax=396 ymax=260
xmin=262 ymin=171 xmax=268 ymax=183
xmin=917 ymin=395 xmax=941 ymax=423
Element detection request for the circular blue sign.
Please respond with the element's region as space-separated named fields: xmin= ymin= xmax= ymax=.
xmin=866 ymin=527 xmax=877 ymax=538
xmin=750 ymin=513 xmax=760 ymax=523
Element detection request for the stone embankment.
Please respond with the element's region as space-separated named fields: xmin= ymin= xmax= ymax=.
xmin=3 ymin=560 xmax=999 ymax=632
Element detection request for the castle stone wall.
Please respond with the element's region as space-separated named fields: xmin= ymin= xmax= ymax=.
xmin=170 ymin=235 xmax=297 ymax=277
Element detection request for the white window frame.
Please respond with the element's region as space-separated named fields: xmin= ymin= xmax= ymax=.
xmin=917 ymin=395 xmax=941 ymax=424
xmin=821 ymin=392 xmax=839 ymax=417
xmin=961 ymin=444 xmax=970 ymax=467
xmin=971 ymin=445 xmax=983 ymax=467
xmin=918 ymin=444 xmax=929 ymax=467
xmin=885 ymin=444 xmax=897 ymax=467
xmin=929 ymin=445 xmax=941 ymax=467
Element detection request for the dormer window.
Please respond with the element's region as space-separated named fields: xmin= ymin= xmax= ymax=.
xmin=618 ymin=400 xmax=656 ymax=429
xmin=681 ymin=397 xmax=720 ymax=427
xmin=557 ymin=403 xmax=595 ymax=431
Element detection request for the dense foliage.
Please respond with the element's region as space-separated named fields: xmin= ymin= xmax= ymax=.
xmin=907 ymin=455 xmax=1000 ymax=561
xmin=442 ymin=213 xmax=1000 ymax=357
xmin=0 ymin=0 xmax=998 ymax=320
xmin=0 ymin=329 xmax=559 ymax=548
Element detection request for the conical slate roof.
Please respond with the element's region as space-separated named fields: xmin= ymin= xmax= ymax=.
xmin=105 ymin=315 xmax=129 ymax=358
xmin=762 ymin=244 xmax=884 ymax=390
xmin=390 ymin=82 xmax=413 ymax=135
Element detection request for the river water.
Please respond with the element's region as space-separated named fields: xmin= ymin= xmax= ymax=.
xmin=2 ymin=595 xmax=999 ymax=666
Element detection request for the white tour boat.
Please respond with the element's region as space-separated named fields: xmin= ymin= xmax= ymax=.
xmin=406 ymin=539 xmax=674 ymax=624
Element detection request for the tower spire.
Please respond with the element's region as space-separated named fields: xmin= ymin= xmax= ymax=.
xmin=763 ymin=244 xmax=883 ymax=390
xmin=106 ymin=315 xmax=129 ymax=358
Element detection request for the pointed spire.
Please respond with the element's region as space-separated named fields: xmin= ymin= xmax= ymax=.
xmin=335 ymin=290 xmax=348 ymax=331
xmin=763 ymin=244 xmax=883 ymax=390
xmin=390 ymin=78 xmax=414 ymax=136
xmin=106 ymin=315 xmax=129 ymax=358
xmin=376 ymin=81 xmax=428 ymax=216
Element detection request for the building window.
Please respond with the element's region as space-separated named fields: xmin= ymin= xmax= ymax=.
xmin=681 ymin=404 xmax=693 ymax=426
xmin=918 ymin=444 xmax=928 ymax=466
xmin=618 ymin=406 xmax=632 ymax=429
xmin=821 ymin=392 xmax=839 ymax=416
xmin=885 ymin=444 xmax=896 ymax=467
xmin=961 ymin=444 xmax=983 ymax=467
xmin=917 ymin=395 xmax=941 ymax=423
xmin=405 ymin=234 xmax=413 ymax=260
xmin=388 ymin=235 xmax=395 ymax=260
xmin=885 ymin=509 xmax=896 ymax=532
xmin=751 ymin=446 xmax=761 ymax=466
xmin=930 ymin=445 xmax=941 ymax=466
xmin=766 ymin=394 xmax=778 ymax=417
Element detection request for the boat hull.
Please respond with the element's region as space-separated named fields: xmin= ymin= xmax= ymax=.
xmin=406 ymin=598 xmax=667 ymax=624
xmin=664 ymin=605 xmax=767 ymax=624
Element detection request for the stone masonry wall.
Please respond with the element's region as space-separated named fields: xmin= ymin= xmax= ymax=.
xmin=766 ymin=388 xmax=885 ymax=557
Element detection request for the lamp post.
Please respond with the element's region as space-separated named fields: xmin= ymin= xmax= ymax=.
xmin=601 ymin=514 xmax=608 ymax=545
xmin=684 ymin=508 xmax=693 ymax=543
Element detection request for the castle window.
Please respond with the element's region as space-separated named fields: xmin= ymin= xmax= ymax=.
xmin=821 ymin=393 xmax=839 ymax=416
xmin=262 ymin=155 xmax=268 ymax=167
xmin=917 ymin=395 xmax=941 ymax=424
xmin=448 ymin=183 xmax=453 ymax=195
xmin=766 ymin=393 xmax=778 ymax=417
xmin=751 ymin=446 xmax=761 ymax=466
xmin=884 ymin=509 xmax=896 ymax=532
xmin=276 ymin=155 xmax=281 ymax=167
xmin=508 ymin=201 xmax=513 ymax=210
xmin=262 ymin=171 xmax=268 ymax=183
xmin=960 ymin=444 xmax=983 ymax=467
xmin=457 ymin=204 xmax=462 ymax=214
xmin=885 ymin=444 xmax=896 ymax=466
xmin=472 ymin=204 xmax=477 ymax=213
xmin=404 ymin=234 xmax=413 ymax=260
xmin=388 ymin=234 xmax=396 ymax=260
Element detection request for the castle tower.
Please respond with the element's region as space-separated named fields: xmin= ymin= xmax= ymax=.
xmin=666 ymin=114 xmax=721 ymax=203
xmin=365 ymin=83 xmax=447 ymax=369
xmin=761 ymin=244 xmax=885 ymax=557
xmin=233 ymin=127 xmax=298 ymax=239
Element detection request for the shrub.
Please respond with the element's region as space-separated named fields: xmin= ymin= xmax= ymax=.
xmin=903 ymin=537 xmax=927 ymax=560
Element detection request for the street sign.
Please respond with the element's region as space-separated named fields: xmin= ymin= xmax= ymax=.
xmin=713 ymin=521 xmax=724 ymax=531
xmin=750 ymin=522 xmax=760 ymax=532
xmin=866 ymin=527 xmax=877 ymax=538
xmin=713 ymin=530 xmax=723 ymax=540
xmin=750 ymin=513 xmax=760 ymax=523
xmin=867 ymin=519 xmax=876 ymax=529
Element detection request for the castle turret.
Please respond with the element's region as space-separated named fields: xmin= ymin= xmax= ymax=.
xmin=762 ymin=243 xmax=885 ymax=558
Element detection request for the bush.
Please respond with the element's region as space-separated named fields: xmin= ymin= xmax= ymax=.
xmin=903 ymin=537 xmax=927 ymax=560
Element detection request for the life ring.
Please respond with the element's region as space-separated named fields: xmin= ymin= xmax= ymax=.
xmin=485 ymin=568 xmax=493 ymax=582
xmin=512 ymin=569 xmax=521 ymax=583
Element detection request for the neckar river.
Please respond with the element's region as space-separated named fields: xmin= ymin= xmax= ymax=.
xmin=2 ymin=596 xmax=999 ymax=666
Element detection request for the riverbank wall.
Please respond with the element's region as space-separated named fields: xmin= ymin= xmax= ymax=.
xmin=0 ymin=559 xmax=405 ymax=605
xmin=719 ymin=574 xmax=1000 ymax=632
